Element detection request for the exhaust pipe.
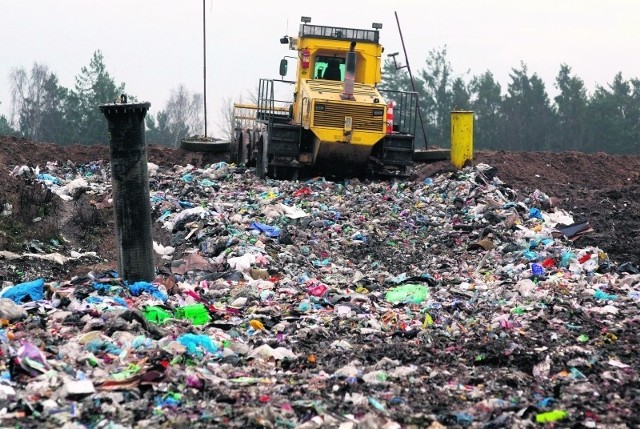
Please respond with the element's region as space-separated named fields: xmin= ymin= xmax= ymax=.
xmin=340 ymin=42 xmax=356 ymax=100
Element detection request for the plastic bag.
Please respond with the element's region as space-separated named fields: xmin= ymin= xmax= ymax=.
xmin=385 ymin=284 xmax=429 ymax=304
xmin=178 ymin=333 xmax=219 ymax=355
xmin=0 ymin=278 xmax=45 ymax=303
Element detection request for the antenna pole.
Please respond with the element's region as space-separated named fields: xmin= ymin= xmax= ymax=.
xmin=203 ymin=0 xmax=208 ymax=137
xmin=394 ymin=11 xmax=428 ymax=148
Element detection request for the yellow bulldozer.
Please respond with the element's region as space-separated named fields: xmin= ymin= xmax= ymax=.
xmin=231 ymin=16 xmax=419 ymax=179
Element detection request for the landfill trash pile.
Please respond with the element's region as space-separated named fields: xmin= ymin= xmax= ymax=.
xmin=0 ymin=141 xmax=639 ymax=427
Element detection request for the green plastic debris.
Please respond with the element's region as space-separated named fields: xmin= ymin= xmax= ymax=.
xmin=569 ymin=367 xmax=586 ymax=379
xmin=423 ymin=313 xmax=434 ymax=327
xmin=368 ymin=396 xmax=385 ymax=411
xmin=111 ymin=364 xmax=141 ymax=381
xmin=374 ymin=372 xmax=387 ymax=383
xmin=85 ymin=353 xmax=99 ymax=367
xmin=577 ymin=334 xmax=589 ymax=343
xmin=594 ymin=289 xmax=617 ymax=300
xmin=385 ymin=284 xmax=429 ymax=304
xmin=536 ymin=409 xmax=568 ymax=423
xmin=144 ymin=306 xmax=172 ymax=324
xmin=174 ymin=303 xmax=211 ymax=326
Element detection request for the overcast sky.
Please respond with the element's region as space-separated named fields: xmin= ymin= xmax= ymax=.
xmin=1 ymin=0 xmax=639 ymax=137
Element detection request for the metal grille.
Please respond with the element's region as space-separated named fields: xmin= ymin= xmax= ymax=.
xmin=307 ymin=80 xmax=380 ymax=98
xmin=313 ymin=102 xmax=385 ymax=132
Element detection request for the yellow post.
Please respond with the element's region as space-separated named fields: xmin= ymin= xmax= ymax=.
xmin=450 ymin=111 xmax=474 ymax=169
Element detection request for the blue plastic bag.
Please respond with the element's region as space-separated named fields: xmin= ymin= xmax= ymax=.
xmin=594 ymin=289 xmax=617 ymax=300
xmin=36 ymin=173 xmax=61 ymax=185
xmin=128 ymin=281 xmax=168 ymax=302
xmin=0 ymin=278 xmax=45 ymax=303
xmin=529 ymin=207 xmax=543 ymax=219
xmin=531 ymin=263 xmax=545 ymax=278
xmin=250 ymin=221 xmax=281 ymax=238
xmin=178 ymin=333 xmax=219 ymax=355
xmin=85 ymin=339 xmax=122 ymax=355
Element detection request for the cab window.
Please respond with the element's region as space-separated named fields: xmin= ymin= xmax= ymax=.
xmin=315 ymin=56 xmax=345 ymax=81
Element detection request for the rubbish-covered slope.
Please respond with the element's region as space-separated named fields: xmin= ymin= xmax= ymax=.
xmin=0 ymin=139 xmax=639 ymax=427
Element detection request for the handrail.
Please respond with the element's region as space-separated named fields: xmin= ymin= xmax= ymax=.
xmin=378 ymin=89 xmax=419 ymax=136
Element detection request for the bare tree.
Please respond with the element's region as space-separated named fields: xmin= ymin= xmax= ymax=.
xmin=187 ymin=93 xmax=204 ymax=137
xmin=9 ymin=63 xmax=51 ymax=140
xmin=165 ymin=85 xmax=203 ymax=147
xmin=247 ymin=85 xmax=259 ymax=105
xmin=9 ymin=68 xmax=27 ymax=126
xmin=216 ymin=86 xmax=261 ymax=142
xmin=216 ymin=97 xmax=237 ymax=142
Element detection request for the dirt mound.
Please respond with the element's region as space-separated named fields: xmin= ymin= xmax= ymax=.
xmin=0 ymin=135 xmax=228 ymax=176
xmin=416 ymin=150 xmax=640 ymax=266
xmin=478 ymin=151 xmax=640 ymax=266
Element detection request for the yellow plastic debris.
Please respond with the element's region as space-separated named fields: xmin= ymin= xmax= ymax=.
xmin=249 ymin=319 xmax=265 ymax=331
xmin=423 ymin=313 xmax=434 ymax=328
xmin=536 ymin=410 xmax=568 ymax=423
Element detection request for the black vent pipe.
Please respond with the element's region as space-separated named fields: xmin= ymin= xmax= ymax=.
xmin=99 ymin=100 xmax=155 ymax=282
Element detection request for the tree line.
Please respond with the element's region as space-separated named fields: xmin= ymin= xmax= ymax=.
xmin=0 ymin=50 xmax=203 ymax=147
xmin=2 ymin=47 xmax=639 ymax=154
xmin=382 ymin=47 xmax=640 ymax=154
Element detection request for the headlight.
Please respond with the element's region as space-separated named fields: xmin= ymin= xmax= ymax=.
xmin=315 ymin=103 xmax=326 ymax=112
xmin=372 ymin=108 xmax=384 ymax=117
